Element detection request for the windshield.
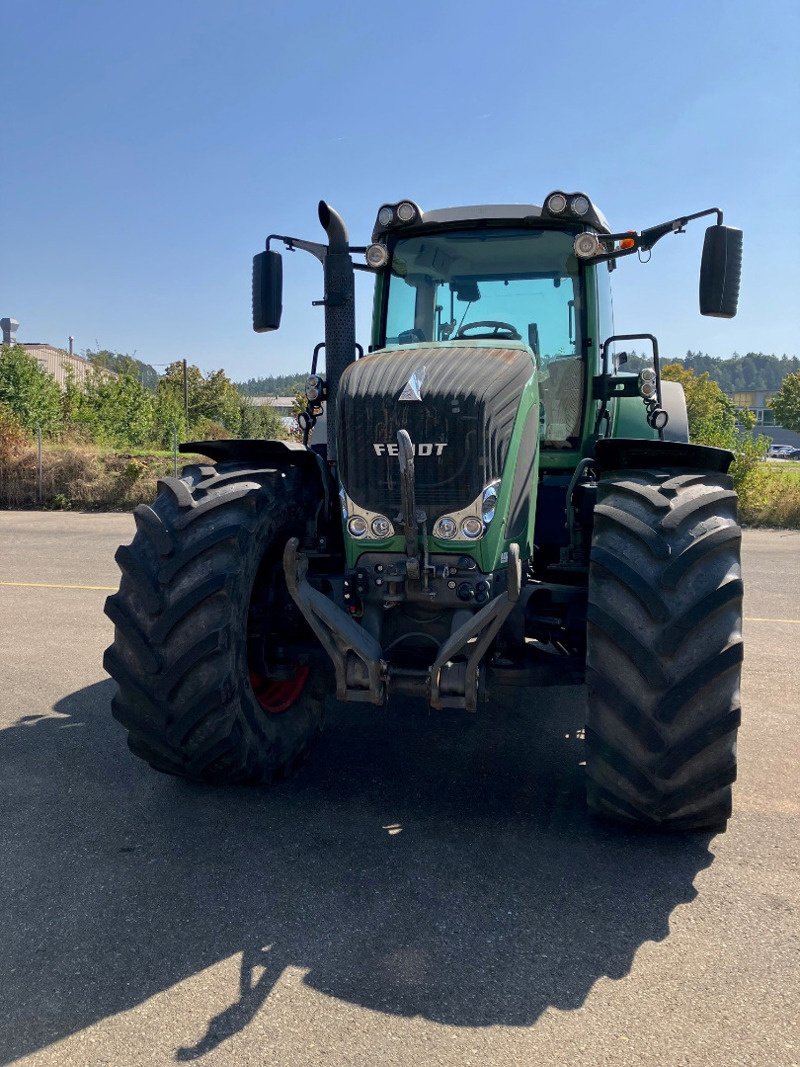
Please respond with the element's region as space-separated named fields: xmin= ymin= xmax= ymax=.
xmin=383 ymin=228 xmax=581 ymax=360
xmin=382 ymin=227 xmax=585 ymax=446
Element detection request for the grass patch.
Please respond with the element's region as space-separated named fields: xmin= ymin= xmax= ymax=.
xmin=0 ymin=444 xmax=203 ymax=510
xmin=739 ymin=464 xmax=800 ymax=528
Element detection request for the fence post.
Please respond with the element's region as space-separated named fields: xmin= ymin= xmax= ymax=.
xmin=172 ymin=425 xmax=178 ymax=477
xmin=36 ymin=424 xmax=43 ymax=505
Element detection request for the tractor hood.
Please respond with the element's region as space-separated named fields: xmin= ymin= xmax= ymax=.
xmin=336 ymin=341 xmax=534 ymax=521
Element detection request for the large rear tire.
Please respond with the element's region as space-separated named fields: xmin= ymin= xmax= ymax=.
xmin=104 ymin=462 xmax=327 ymax=784
xmin=585 ymin=467 xmax=743 ymax=831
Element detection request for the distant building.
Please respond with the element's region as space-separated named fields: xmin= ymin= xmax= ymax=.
xmin=726 ymin=389 xmax=777 ymax=427
xmin=248 ymin=396 xmax=296 ymax=417
xmin=20 ymin=343 xmax=113 ymax=390
xmin=725 ymin=388 xmax=800 ymax=448
xmin=1 ymin=317 xmax=114 ymax=390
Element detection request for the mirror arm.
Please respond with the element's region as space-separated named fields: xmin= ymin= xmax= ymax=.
xmin=584 ymin=207 xmax=725 ymax=265
xmin=266 ymin=234 xmax=327 ymax=264
xmin=638 ymin=207 xmax=723 ymax=251
xmin=266 ymin=235 xmax=369 ymax=267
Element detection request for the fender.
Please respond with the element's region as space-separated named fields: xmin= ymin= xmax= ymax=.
xmin=180 ymin=438 xmax=336 ymax=521
xmin=594 ymin=437 xmax=734 ymax=474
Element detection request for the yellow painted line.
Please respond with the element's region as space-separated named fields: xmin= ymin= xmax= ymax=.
xmin=0 ymin=581 xmax=118 ymax=591
xmin=745 ymin=616 xmax=800 ymax=624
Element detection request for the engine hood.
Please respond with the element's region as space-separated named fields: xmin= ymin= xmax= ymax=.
xmin=336 ymin=342 xmax=534 ymax=520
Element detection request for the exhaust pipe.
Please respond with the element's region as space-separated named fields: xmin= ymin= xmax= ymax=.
xmin=318 ymin=201 xmax=356 ymax=465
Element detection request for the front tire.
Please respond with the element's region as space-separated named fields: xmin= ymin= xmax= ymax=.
xmin=104 ymin=462 xmax=326 ymax=784
xmin=585 ymin=466 xmax=743 ymax=831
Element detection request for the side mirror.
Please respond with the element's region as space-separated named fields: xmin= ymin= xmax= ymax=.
xmin=252 ymin=250 xmax=283 ymax=332
xmin=699 ymin=224 xmax=742 ymax=318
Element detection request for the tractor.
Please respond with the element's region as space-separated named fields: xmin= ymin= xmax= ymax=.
xmin=104 ymin=191 xmax=744 ymax=831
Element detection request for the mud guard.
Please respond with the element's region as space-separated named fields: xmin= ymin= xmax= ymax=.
xmin=180 ymin=438 xmax=335 ymax=514
xmin=594 ymin=437 xmax=734 ymax=473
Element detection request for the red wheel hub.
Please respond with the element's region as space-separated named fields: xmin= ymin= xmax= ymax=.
xmin=249 ymin=665 xmax=311 ymax=714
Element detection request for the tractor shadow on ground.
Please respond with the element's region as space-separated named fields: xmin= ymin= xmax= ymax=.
xmin=0 ymin=679 xmax=715 ymax=1063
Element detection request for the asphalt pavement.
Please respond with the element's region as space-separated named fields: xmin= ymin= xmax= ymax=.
xmin=1 ymin=512 xmax=798 ymax=1067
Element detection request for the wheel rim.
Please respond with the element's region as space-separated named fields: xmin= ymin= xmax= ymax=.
xmin=249 ymin=665 xmax=311 ymax=714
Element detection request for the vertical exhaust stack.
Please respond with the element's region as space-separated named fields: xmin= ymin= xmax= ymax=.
xmin=318 ymin=201 xmax=356 ymax=465
xmin=1 ymin=317 xmax=19 ymax=345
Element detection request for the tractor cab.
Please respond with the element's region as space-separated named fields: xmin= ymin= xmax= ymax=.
xmin=368 ymin=199 xmax=605 ymax=453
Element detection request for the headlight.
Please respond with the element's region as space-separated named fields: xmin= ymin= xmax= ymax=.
xmin=482 ymin=481 xmax=500 ymax=524
xmin=460 ymin=516 xmax=483 ymax=539
xmin=434 ymin=516 xmax=458 ymax=540
xmin=396 ymin=201 xmax=417 ymax=223
xmin=377 ymin=205 xmax=394 ymax=227
xmin=370 ymin=515 xmax=393 ymax=538
xmin=347 ymin=515 xmax=368 ymax=538
xmin=366 ymin=243 xmax=389 ymax=268
xmin=546 ymin=192 xmax=568 ymax=215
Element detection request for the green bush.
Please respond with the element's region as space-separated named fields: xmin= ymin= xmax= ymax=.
xmin=0 ymin=345 xmax=61 ymax=435
xmin=661 ymin=362 xmax=771 ymax=503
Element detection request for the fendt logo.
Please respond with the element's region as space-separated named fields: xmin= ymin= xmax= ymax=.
xmin=373 ymin=442 xmax=447 ymax=457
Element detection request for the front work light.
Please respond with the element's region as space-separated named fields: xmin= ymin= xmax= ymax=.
xmin=377 ymin=206 xmax=394 ymax=227
xmin=396 ymin=201 xmax=417 ymax=223
xmin=546 ymin=192 xmax=568 ymax=215
xmin=366 ymin=243 xmax=389 ymax=268
xmin=574 ymin=233 xmax=603 ymax=258
xmin=571 ymin=195 xmax=590 ymax=216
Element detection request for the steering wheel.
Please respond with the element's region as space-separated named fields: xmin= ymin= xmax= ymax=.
xmin=454 ymin=320 xmax=522 ymax=341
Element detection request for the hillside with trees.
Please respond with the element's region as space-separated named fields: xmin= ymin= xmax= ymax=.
xmin=621 ymin=351 xmax=799 ymax=391
xmin=238 ymin=353 xmax=798 ymax=398
xmin=236 ymin=373 xmax=307 ymax=396
xmin=86 ymin=349 xmax=160 ymax=391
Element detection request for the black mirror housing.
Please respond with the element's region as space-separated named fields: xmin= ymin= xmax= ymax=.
xmin=252 ymin=250 xmax=283 ymax=332
xmin=700 ymin=224 xmax=742 ymax=318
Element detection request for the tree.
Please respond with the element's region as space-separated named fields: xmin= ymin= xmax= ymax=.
xmin=239 ymin=397 xmax=283 ymax=439
xmin=770 ymin=373 xmax=800 ymax=432
xmin=87 ymin=349 xmax=159 ymax=391
xmin=81 ymin=367 xmax=155 ymax=448
xmin=0 ymin=344 xmax=61 ymax=435
xmin=157 ymin=362 xmax=243 ymax=441
xmin=661 ymin=363 xmax=736 ymax=446
xmin=236 ymin=373 xmax=307 ymax=397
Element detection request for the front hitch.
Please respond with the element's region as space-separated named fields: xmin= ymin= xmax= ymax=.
xmin=283 ymin=538 xmax=522 ymax=712
xmin=283 ymin=538 xmax=387 ymax=704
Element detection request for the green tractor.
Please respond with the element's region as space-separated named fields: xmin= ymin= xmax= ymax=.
xmin=104 ymin=191 xmax=744 ymax=831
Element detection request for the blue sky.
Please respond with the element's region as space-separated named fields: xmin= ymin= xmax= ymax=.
xmin=2 ymin=0 xmax=798 ymax=379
